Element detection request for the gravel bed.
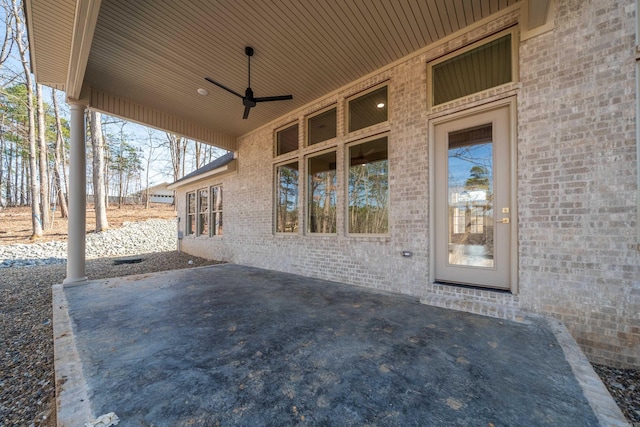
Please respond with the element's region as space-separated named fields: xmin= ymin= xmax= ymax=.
xmin=0 ymin=219 xmax=637 ymax=426
xmin=0 ymin=219 xmax=223 ymax=426
xmin=593 ymin=364 xmax=640 ymax=426
xmin=0 ymin=219 xmax=178 ymax=268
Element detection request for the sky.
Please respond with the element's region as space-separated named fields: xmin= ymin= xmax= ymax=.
xmin=0 ymin=12 xmax=223 ymax=190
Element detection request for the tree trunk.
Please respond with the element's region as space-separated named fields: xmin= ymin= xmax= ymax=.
xmin=90 ymin=111 xmax=108 ymax=231
xmin=36 ymin=83 xmax=51 ymax=229
xmin=144 ymin=130 xmax=155 ymax=209
xmin=12 ymin=0 xmax=42 ymax=237
xmin=51 ymin=89 xmax=69 ymax=218
xmin=0 ymin=115 xmax=4 ymax=206
xmin=181 ymin=139 xmax=187 ymax=179
xmin=166 ymin=133 xmax=185 ymax=181
xmin=195 ymin=141 xmax=201 ymax=169
xmin=20 ymin=156 xmax=25 ymax=206
xmin=5 ymin=140 xmax=12 ymax=205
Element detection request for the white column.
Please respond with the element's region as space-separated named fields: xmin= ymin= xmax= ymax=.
xmin=64 ymin=103 xmax=87 ymax=284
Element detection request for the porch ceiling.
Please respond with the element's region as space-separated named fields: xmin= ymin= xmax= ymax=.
xmin=28 ymin=0 xmax=523 ymax=142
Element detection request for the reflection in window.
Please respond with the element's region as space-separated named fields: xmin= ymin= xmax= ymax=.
xmin=186 ymin=192 xmax=196 ymax=236
xmin=210 ymin=186 xmax=223 ymax=236
xmin=470 ymin=207 xmax=485 ymax=234
xmin=276 ymin=123 xmax=299 ymax=155
xmin=308 ymin=151 xmax=337 ymax=233
xmin=348 ymin=137 xmax=388 ymax=234
xmin=348 ymin=86 xmax=388 ymax=132
xmin=198 ymin=189 xmax=209 ymax=236
xmin=276 ymin=162 xmax=299 ymax=232
xmin=452 ymin=207 xmax=465 ymax=234
xmin=447 ymin=124 xmax=494 ymax=267
xmin=308 ymin=107 xmax=337 ymax=145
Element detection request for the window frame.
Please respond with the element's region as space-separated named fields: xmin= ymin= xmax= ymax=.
xmin=427 ymin=27 xmax=519 ymax=108
xmin=274 ymin=121 xmax=300 ymax=157
xmin=345 ymin=133 xmax=390 ymax=237
xmin=306 ymin=148 xmax=338 ymax=235
xmin=197 ymin=188 xmax=209 ymax=236
xmin=186 ymin=191 xmax=196 ymax=236
xmin=274 ymin=160 xmax=300 ymax=234
xmin=306 ymin=104 xmax=338 ymax=147
xmin=345 ymin=83 xmax=389 ymax=135
xmin=209 ymin=185 xmax=223 ymax=236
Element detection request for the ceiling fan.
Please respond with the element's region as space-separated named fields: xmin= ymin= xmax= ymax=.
xmin=205 ymin=46 xmax=293 ymax=119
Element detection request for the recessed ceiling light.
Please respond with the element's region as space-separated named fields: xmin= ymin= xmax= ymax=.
xmin=197 ymin=88 xmax=209 ymax=96
xmin=376 ymin=102 xmax=385 ymax=109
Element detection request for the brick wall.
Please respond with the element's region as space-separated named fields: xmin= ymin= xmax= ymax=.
xmin=176 ymin=0 xmax=640 ymax=368
xmin=517 ymin=0 xmax=639 ymax=367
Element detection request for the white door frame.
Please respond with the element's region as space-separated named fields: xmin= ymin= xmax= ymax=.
xmin=428 ymin=97 xmax=519 ymax=293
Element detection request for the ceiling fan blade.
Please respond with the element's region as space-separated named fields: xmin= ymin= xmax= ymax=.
xmin=204 ymin=77 xmax=244 ymax=99
xmin=254 ymin=95 xmax=293 ymax=103
xmin=243 ymin=105 xmax=251 ymax=119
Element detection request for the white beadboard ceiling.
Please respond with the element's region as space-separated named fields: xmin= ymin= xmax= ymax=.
xmin=30 ymin=0 xmax=523 ymax=140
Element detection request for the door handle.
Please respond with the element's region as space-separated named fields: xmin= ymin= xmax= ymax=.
xmin=500 ymin=218 xmax=510 ymax=224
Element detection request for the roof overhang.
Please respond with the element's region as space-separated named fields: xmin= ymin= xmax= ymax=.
xmin=25 ymin=0 xmax=555 ymax=150
xmin=167 ymin=160 xmax=237 ymax=190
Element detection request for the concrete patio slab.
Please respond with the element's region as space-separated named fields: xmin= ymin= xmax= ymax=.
xmin=53 ymin=264 xmax=628 ymax=426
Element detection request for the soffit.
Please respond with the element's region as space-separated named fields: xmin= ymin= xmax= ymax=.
xmin=84 ymin=0 xmax=520 ymax=139
xmin=25 ymin=0 xmax=76 ymax=89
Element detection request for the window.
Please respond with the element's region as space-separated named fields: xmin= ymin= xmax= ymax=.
xmin=470 ymin=207 xmax=484 ymax=234
xmin=276 ymin=123 xmax=299 ymax=156
xmin=198 ymin=189 xmax=209 ymax=236
xmin=276 ymin=162 xmax=299 ymax=232
xmin=348 ymin=85 xmax=388 ymax=133
xmin=307 ymin=151 xmax=337 ymax=233
xmin=210 ymin=186 xmax=223 ymax=236
xmin=186 ymin=192 xmax=196 ymax=236
xmin=431 ymin=32 xmax=514 ymax=106
xmin=452 ymin=207 xmax=465 ymax=234
xmin=348 ymin=136 xmax=388 ymax=234
xmin=307 ymin=107 xmax=337 ymax=145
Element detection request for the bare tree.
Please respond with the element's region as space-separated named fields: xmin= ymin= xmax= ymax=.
xmin=194 ymin=140 xmax=202 ymax=169
xmin=166 ymin=133 xmax=186 ymax=181
xmin=90 ymin=111 xmax=108 ymax=231
xmin=143 ymin=128 xmax=162 ymax=209
xmin=36 ymin=83 xmax=50 ymax=229
xmin=51 ymin=88 xmax=68 ymax=218
xmin=0 ymin=0 xmax=15 ymax=72
xmin=11 ymin=0 xmax=42 ymax=237
xmin=0 ymin=112 xmax=5 ymax=207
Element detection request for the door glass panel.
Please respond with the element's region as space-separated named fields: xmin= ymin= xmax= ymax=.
xmin=447 ymin=124 xmax=494 ymax=267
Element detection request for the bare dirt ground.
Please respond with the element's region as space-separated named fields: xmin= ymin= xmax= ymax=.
xmin=0 ymin=203 xmax=177 ymax=245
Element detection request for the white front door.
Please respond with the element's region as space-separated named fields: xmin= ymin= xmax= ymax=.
xmin=434 ymin=103 xmax=513 ymax=290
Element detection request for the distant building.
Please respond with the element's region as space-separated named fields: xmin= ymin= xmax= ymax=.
xmin=141 ymin=183 xmax=175 ymax=204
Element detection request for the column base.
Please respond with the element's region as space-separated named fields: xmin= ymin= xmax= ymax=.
xmin=63 ymin=276 xmax=88 ymax=286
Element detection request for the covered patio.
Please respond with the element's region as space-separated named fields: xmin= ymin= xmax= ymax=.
xmin=53 ymin=264 xmax=626 ymax=426
xmin=27 ymin=0 xmax=640 ymax=422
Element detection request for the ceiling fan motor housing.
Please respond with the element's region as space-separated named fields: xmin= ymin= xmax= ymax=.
xmin=243 ymin=88 xmax=256 ymax=107
xmin=204 ymin=46 xmax=292 ymax=119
